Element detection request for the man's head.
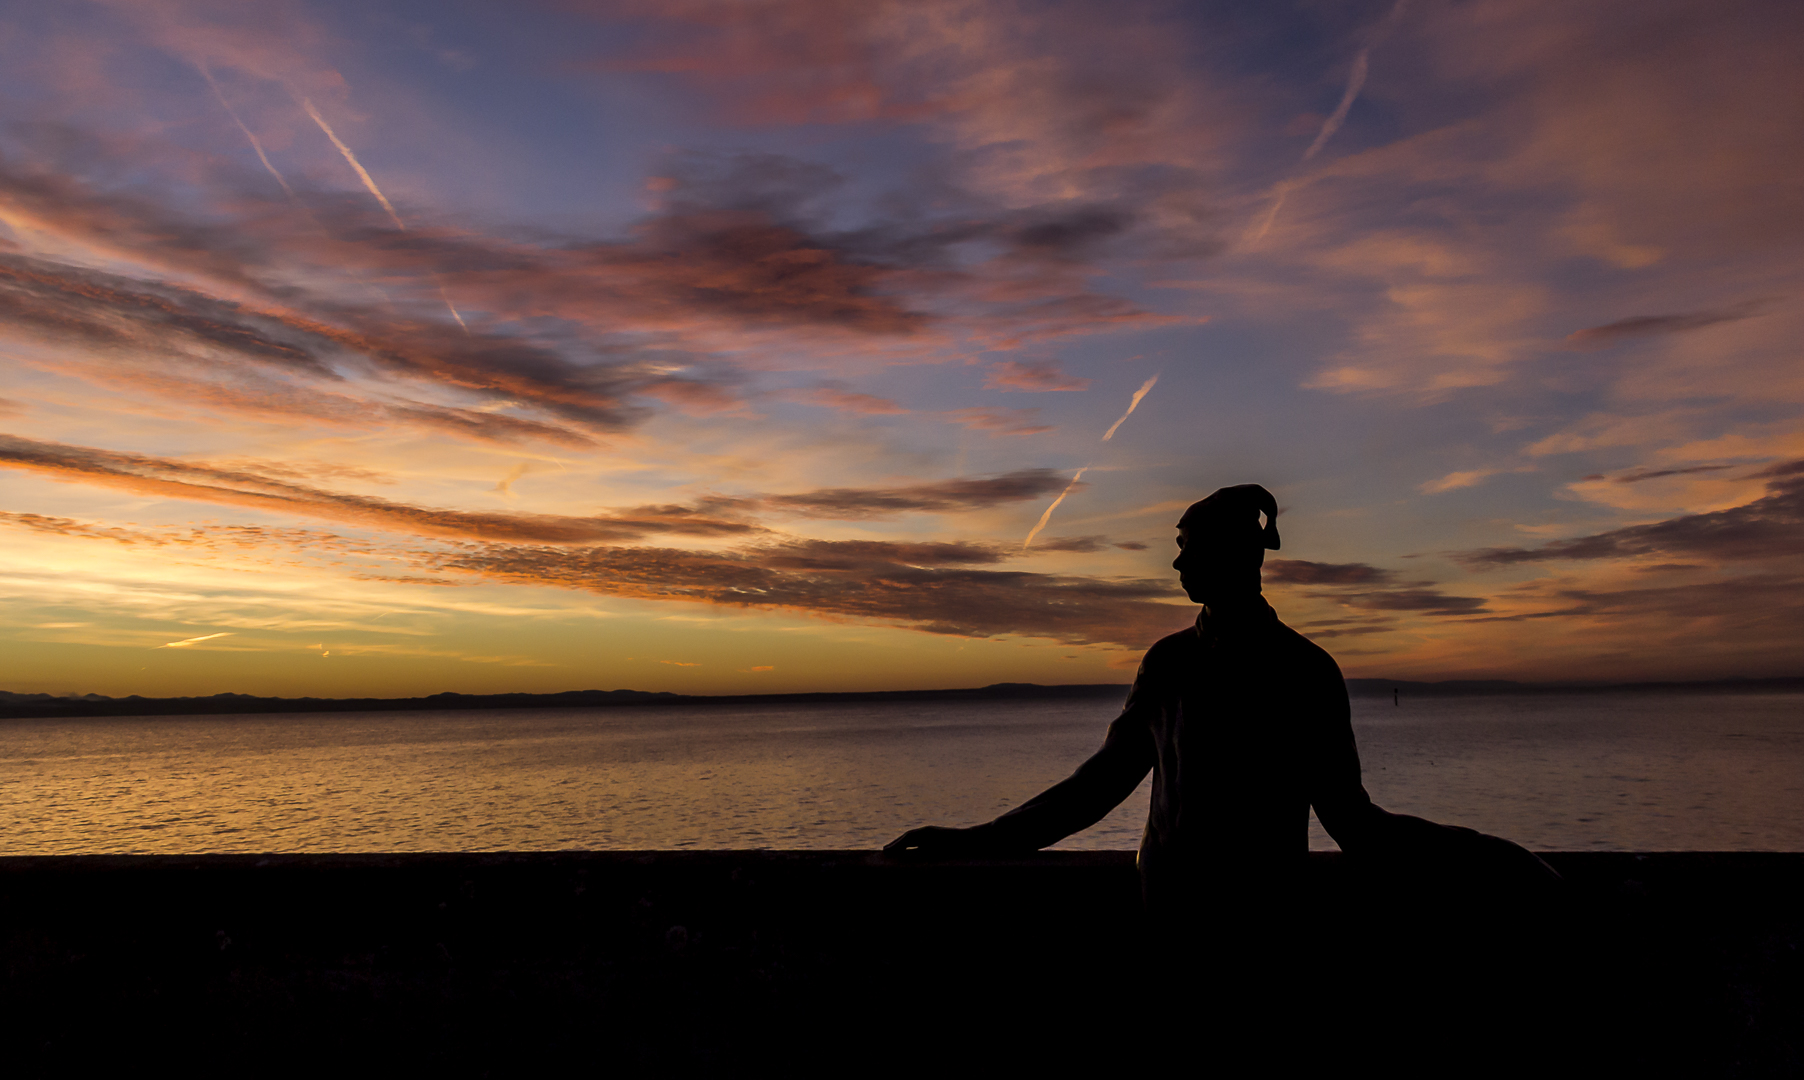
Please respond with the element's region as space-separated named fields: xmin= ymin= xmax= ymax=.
xmin=1172 ymin=484 xmax=1280 ymax=605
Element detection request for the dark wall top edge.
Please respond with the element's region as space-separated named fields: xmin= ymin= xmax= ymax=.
xmin=2 ymin=850 xmax=1800 ymax=872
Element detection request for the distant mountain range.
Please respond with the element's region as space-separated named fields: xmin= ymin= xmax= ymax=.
xmin=0 ymin=682 xmax=1128 ymax=720
xmin=1345 ymin=677 xmax=1804 ymax=698
xmin=1 ymin=676 xmax=1800 ymax=720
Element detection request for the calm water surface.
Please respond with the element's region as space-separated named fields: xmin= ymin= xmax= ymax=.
xmin=1 ymin=692 xmax=1799 ymax=853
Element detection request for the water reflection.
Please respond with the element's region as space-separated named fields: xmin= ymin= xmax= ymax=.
xmin=1 ymin=692 xmax=1799 ymax=853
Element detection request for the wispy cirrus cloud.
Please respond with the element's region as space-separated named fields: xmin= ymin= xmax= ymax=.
xmin=1029 ymin=535 xmax=1109 ymax=554
xmin=1419 ymin=466 xmax=1534 ymax=495
xmin=0 ymin=252 xmax=638 ymax=446
xmin=984 ymin=360 xmax=1091 ymax=393
xmin=0 ymin=434 xmax=1078 ymax=538
xmin=0 ymin=433 xmax=759 ymax=543
xmin=0 ymin=503 xmax=1185 ymax=650
xmin=1307 ymin=588 xmax=1488 ymax=617
xmin=941 ymin=407 xmax=1053 ymax=436
xmin=1456 ymin=461 xmax=1804 ymax=567
xmin=1263 ymin=559 xmax=1395 ymax=586
xmin=1248 ymin=1 xmax=1804 ymax=403
xmin=1263 ymin=558 xmax=1487 ymax=617
xmin=0 ymin=125 xmax=1189 ymax=437
xmin=1566 ymin=302 xmax=1771 ymax=347
xmin=1583 ymin=465 xmax=1736 ymax=485
xmin=437 ymin=538 xmax=1185 ymax=648
xmin=751 ymin=468 xmax=1072 ymax=519
xmin=587 ymin=0 xmax=1235 ymax=229
xmin=777 ymin=382 xmax=907 ymax=415
xmin=757 ymin=538 xmax=1007 ymax=568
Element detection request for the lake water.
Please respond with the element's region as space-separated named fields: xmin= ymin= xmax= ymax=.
xmin=1 ymin=692 xmax=1800 ymax=854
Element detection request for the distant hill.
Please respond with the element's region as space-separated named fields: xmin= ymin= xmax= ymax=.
xmin=1 ymin=676 xmax=1798 ymax=720
xmin=0 ymin=683 xmax=1133 ymax=720
xmin=1346 ymin=676 xmax=1804 ymax=698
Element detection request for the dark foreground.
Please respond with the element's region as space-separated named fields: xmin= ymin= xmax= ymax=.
xmin=2 ymin=852 xmax=1798 ymax=1076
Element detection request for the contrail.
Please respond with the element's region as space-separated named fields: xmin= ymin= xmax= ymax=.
xmin=198 ymin=63 xmax=294 ymax=198
xmin=1253 ymin=48 xmax=1372 ymax=246
xmin=1248 ymin=0 xmax=1408 ymax=248
xmin=1302 ymin=0 xmax=1408 ymax=162
xmin=1302 ymin=50 xmax=1369 ymax=162
xmin=1102 ymin=375 xmax=1159 ymax=441
xmin=299 ymin=95 xmax=469 ymax=331
xmin=300 ymin=97 xmax=403 ymax=229
xmin=438 ymin=286 xmax=469 ymax=330
xmin=1023 ymin=466 xmax=1089 ymax=550
xmin=154 ymin=632 xmax=233 ymax=649
xmin=197 ymin=69 xmax=401 ymax=310
xmin=1246 ymin=185 xmax=1292 ymax=247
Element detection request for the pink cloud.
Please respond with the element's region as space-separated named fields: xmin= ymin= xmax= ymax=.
xmin=942 ymin=407 xmax=1053 ymax=436
xmin=983 ymin=359 xmax=1090 ymax=392
xmin=780 ymin=383 xmax=908 ymax=415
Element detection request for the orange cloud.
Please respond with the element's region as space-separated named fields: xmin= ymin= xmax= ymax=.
xmin=0 ymin=433 xmax=758 ymax=544
xmin=438 ymin=538 xmax=1186 ymax=649
xmin=755 ymin=469 xmax=1071 ymax=519
xmin=0 ymin=435 xmax=1084 ymax=541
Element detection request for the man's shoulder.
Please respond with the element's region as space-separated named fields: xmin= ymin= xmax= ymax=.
xmin=1126 ymin=625 xmax=1200 ymax=682
xmin=1144 ymin=626 xmax=1200 ymax=660
xmin=1271 ymin=619 xmax=1344 ymax=676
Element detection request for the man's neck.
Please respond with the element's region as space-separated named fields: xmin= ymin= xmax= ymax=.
xmin=1198 ymin=594 xmax=1272 ymax=627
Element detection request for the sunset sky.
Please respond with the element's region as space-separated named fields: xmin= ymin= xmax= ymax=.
xmin=1 ymin=0 xmax=1799 ymax=698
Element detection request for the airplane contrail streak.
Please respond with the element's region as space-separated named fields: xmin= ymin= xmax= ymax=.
xmin=1249 ymin=0 xmax=1408 ymax=248
xmin=439 ymin=286 xmax=469 ymax=330
xmin=154 ymin=632 xmax=233 ymax=649
xmin=197 ymin=70 xmax=404 ymax=311
xmin=1023 ymin=466 xmax=1089 ymax=550
xmin=300 ymin=97 xmax=404 ymax=229
xmin=299 ymin=95 xmax=469 ymax=331
xmin=1302 ymin=49 xmax=1369 ymax=161
xmin=1246 ymin=186 xmax=1291 ymax=248
xmin=1102 ymin=375 xmax=1160 ymax=441
xmin=199 ymin=64 xmax=294 ymax=198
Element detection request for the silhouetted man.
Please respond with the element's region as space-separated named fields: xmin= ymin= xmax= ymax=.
xmin=884 ymin=485 xmax=1564 ymax=1065
xmin=886 ymin=484 xmax=1554 ymax=917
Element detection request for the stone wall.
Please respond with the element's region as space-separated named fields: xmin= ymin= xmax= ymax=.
xmin=2 ymin=852 xmax=1797 ymax=1073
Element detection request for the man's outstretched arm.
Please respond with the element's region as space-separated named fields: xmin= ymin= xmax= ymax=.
xmin=1303 ymin=659 xmax=1474 ymax=851
xmin=885 ymin=704 xmax=1156 ymax=856
xmin=1304 ymin=660 xmax=1560 ymax=887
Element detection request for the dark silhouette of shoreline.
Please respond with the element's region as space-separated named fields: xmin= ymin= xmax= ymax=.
xmin=0 ymin=681 xmax=1129 ymax=720
xmin=1345 ymin=675 xmax=1804 ymax=697
xmin=1 ymin=675 xmax=1801 ymax=720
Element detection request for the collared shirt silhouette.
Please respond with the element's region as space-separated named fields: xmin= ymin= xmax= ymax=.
xmin=886 ymin=484 xmax=1554 ymax=906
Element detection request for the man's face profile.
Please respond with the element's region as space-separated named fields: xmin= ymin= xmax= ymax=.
xmin=1171 ymin=519 xmax=1264 ymax=606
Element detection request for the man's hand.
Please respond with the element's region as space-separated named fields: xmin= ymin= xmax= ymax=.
xmin=883 ymin=824 xmax=1007 ymax=856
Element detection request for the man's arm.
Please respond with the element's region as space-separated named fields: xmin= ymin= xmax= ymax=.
xmin=1304 ymin=663 xmax=1388 ymax=850
xmin=1305 ymin=653 xmax=1561 ymax=886
xmin=885 ymin=683 xmax=1158 ymax=855
xmin=1302 ymin=650 xmax=1434 ymax=852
